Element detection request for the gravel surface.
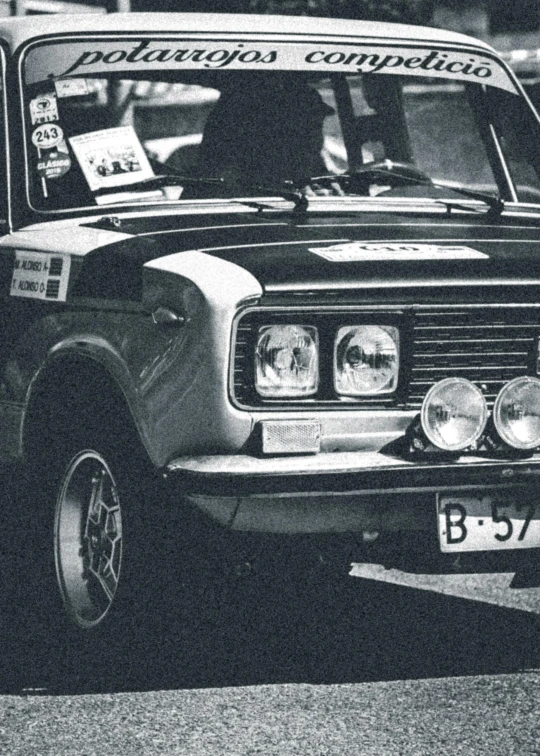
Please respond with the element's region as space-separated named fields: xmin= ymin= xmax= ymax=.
xmin=1 ymin=673 xmax=540 ymax=756
xmin=3 ymin=551 xmax=540 ymax=755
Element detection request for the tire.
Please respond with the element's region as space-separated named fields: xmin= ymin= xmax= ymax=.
xmin=18 ymin=418 xmax=163 ymax=687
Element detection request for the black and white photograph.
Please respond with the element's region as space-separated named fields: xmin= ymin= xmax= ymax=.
xmin=2 ymin=0 xmax=540 ymax=753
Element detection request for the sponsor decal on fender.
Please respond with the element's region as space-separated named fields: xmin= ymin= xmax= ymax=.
xmin=308 ymin=243 xmax=489 ymax=261
xmin=24 ymin=40 xmax=518 ymax=94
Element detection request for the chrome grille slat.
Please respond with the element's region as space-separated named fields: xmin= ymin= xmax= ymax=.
xmin=409 ymin=307 xmax=539 ymax=409
xmin=415 ymin=353 xmax=529 ymax=359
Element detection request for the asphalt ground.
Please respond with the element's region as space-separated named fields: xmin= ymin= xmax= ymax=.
xmin=2 ymin=529 xmax=540 ymax=755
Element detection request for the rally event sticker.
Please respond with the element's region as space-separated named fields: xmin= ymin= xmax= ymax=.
xmin=29 ymin=94 xmax=59 ymax=125
xmin=32 ymin=123 xmax=64 ymax=150
xmin=36 ymin=146 xmax=71 ymax=180
xmin=54 ymin=78 xmax=89 ymax=98
xmin=308 ymin=243 xmax=489 ymax=262
xmin=11 ymin=250 xmax=71 ymax=301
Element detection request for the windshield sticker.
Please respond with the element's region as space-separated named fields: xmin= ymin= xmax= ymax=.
xmin=54 ymin=78 xmax=89 ymax=98
xmin=11 ymin=251 xmax=71 ymax=301
xmin=309 ymin=243 xmax=489 ymax=261
xmin=24 ymin=41 xmax=518 ymax=94
xmin=31 ymin=123 xmax=64 ymax=150
xmin=36 ymin=147 xmax=71 ymax=180
xmin=68 ymin=126 xmax=154 ymax=192
xmin=29 ymin=94 xmax=59 ymax=125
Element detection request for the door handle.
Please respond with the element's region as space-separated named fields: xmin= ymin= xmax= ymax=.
xmin=151 ymin=306 xmax=187 ymax=327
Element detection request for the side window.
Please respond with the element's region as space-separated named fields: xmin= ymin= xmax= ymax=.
xmin=491 ymin=89 xmax=540 ymax=203
xmin=134 ymin=82 xmax=219 ymax=177
xmin=313 ymin=78 xmax=347 ymax=174
xmin=348 ymin=74 xmax=413 ymax=167
xmin=403 ymin=81 xmax=496 ymax=190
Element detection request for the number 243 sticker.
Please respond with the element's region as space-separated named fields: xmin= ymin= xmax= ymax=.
xmin=31 ymin=124 xmax=64 ymax=150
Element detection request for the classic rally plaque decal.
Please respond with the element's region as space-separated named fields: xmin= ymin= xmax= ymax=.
xmin=69 ymin=126 xmax=154 ymax=192
xmin=36 ymin=147 xmax=72 ymax=180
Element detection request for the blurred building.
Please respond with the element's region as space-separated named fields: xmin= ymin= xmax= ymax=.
xmin=1 ymin=0 xmax=538 ymax=36
xmin=3 ymin=0 xmax=540 ymax=82
xmin=0 ymin=0 xmax=109 ymax=14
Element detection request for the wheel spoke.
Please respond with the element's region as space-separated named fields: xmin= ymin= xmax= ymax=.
xmin=87 ymin=470 xmax=105 ymax=528
xmin=90 ymin=556 xmax=117 ymax=603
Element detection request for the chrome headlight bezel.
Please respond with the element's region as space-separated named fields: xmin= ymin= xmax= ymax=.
xmin=333 ymin=324 xmax=400 ymax=397
xmin=232 ymin=308 xmax=404 ymax=408
xmin=254 ymin=323 xmax=319 ymax=398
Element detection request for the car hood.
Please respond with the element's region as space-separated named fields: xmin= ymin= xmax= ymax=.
xmin=79 ymin=208 xmax=540 ymax=302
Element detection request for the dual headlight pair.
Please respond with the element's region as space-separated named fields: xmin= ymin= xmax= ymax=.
xmin=422 ymin=376 xmax=540 ymax=451
xmin=255 ymin=324 xmax=399 ymax=398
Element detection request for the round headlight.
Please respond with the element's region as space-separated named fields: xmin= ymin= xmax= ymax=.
xmin=493 ymin=376 xmax=540 ymax=450
xmin=334 ymin=325 xmax=399 ymax=396
xmin=255 ymin=324 xmax=319 ymax=397
xmin=421 ymin=378 xmax=487 ymax=451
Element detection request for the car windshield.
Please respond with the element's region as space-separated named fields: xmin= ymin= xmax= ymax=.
xmin=21 ymin=36 xmax=540 ymax=213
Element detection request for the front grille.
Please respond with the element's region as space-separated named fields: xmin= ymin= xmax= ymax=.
xmin=409 ymin=308 xmax=540 ymax=408
xmin=232 ymin=307 xmax=540 ymax=409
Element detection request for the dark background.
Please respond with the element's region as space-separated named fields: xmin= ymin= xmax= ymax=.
xmin=70 ymin=0 xmax=540 ymax=37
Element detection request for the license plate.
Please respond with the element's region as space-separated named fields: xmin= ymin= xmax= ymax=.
xmin=437 ymin=494 xmax=540 ymax=553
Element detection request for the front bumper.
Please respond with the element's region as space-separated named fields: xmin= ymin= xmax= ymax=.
xmin=165 ymin=450 xmax=540 ymax=534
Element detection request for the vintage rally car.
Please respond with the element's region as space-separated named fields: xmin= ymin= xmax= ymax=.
xmin=2 ymin=10 xmax=540 ymax=639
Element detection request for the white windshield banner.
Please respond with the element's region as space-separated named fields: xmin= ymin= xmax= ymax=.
xmin=24 ymin=40 xmax=517 ymax=93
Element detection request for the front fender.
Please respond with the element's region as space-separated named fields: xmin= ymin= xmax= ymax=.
xmin=14 ymin=250 xmax=262 ymax=468
xmin=141 ymin=250 xmax=263 ymax=463
xmin=22 ymin=326 xmax=157 ymax=464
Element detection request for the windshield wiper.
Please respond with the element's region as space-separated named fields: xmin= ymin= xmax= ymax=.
xmin=94 ymin=172 xmax=308 ymax=212
xmin=93 ymin=173 xmax=225 ymax=194
xmin=312 ymin=159 xmax=505 ymax=217
xmin=93 ymin=161 xmax=504 ymax=218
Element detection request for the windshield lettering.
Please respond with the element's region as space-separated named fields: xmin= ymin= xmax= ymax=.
xmin=61 ymin=42 xmax=279 ymax=77
xmin=306 ymin=49 xmax=494 ymax=80
xmin=25 ymin=41 xmax=516 ymax=94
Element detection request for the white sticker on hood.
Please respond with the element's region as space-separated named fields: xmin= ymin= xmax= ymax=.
xmin=308 ymin=243 xmax=488 ymax=262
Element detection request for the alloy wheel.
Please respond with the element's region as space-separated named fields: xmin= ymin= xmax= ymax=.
xmin=54 ymin=450 xmax=123 ymax=629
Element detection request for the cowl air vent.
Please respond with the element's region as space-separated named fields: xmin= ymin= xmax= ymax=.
xmin=232 ymin=306 xmax=540 ymax=409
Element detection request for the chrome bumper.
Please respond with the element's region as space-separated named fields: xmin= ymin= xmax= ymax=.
xmin=165 ymin=450 xmax=540 ymax=534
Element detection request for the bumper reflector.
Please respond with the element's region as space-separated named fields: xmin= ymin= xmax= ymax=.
xmin=261 ymin=419 xmax=321 ymax=455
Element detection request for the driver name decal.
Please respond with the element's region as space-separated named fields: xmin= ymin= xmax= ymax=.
xmin=11 ymin=250 xmax=71 ymax=301
xmin=309 ymin=243 xmax=489 ymax=262
xmin=24 ymin=41 xmax=518 ymax=94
